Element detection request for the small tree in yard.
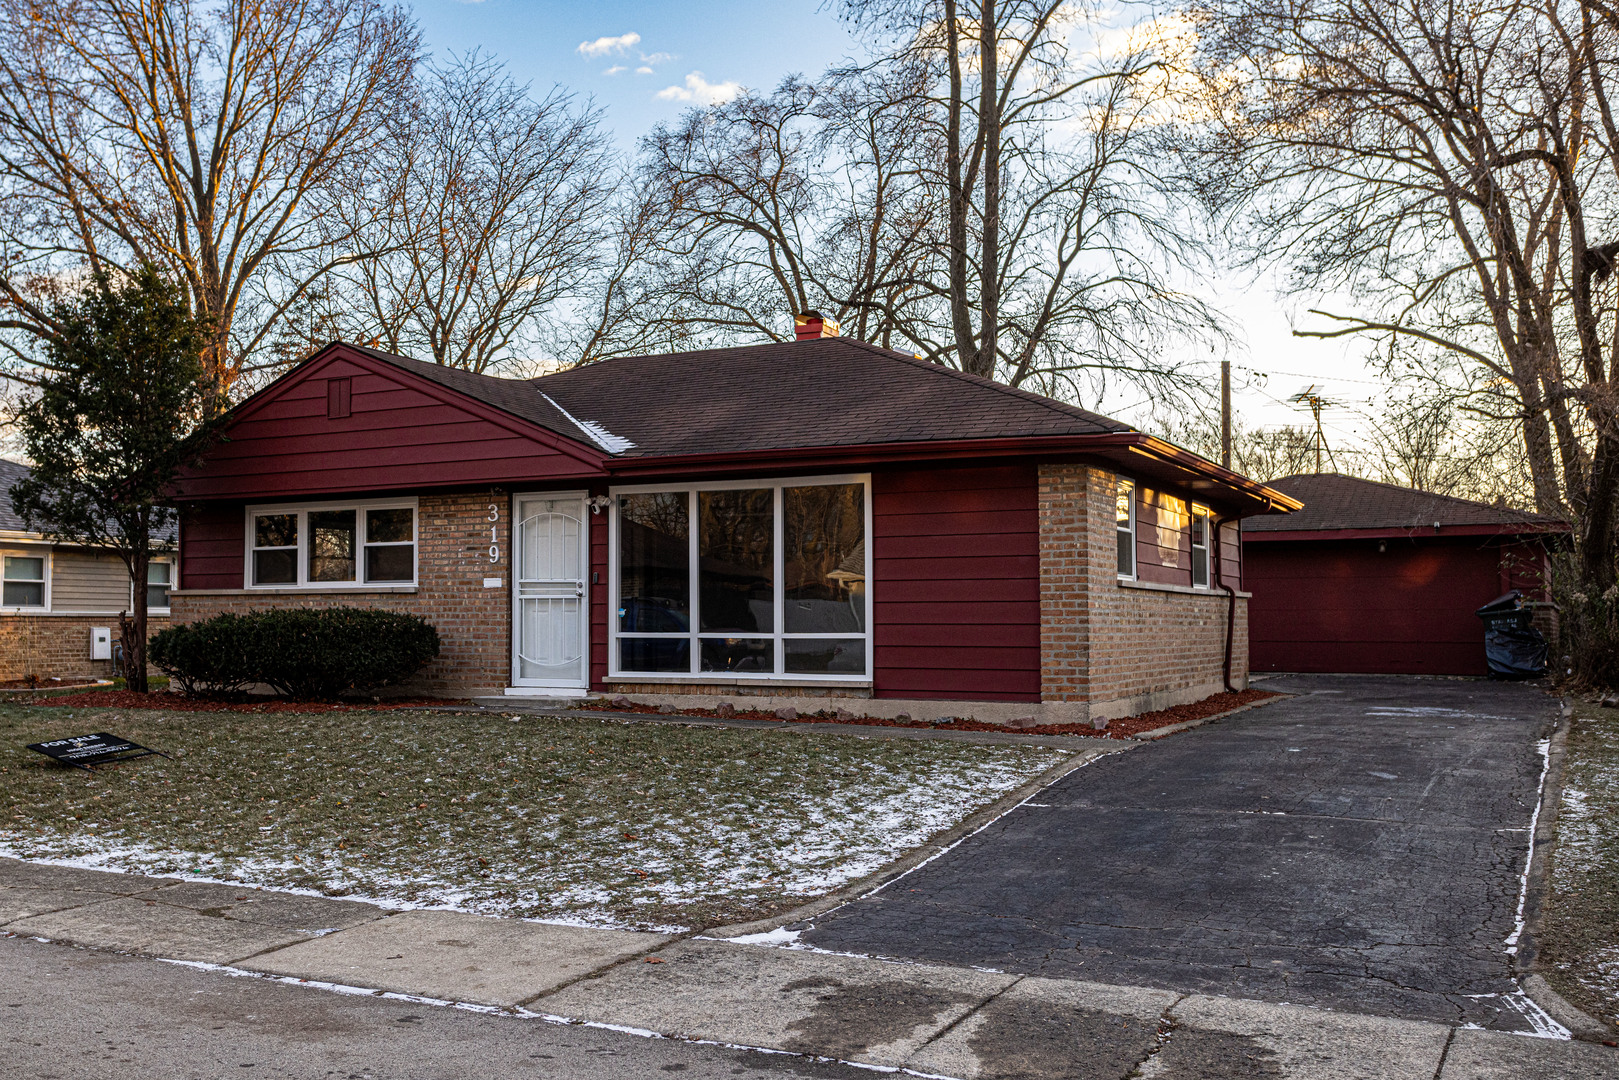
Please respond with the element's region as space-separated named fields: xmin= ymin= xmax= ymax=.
xmin=8 ymin=265 xmax=215 ymax=691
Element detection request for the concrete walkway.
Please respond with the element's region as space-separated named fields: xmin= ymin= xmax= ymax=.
xmin=2 ymin=856 xmax=1615 ymax=1079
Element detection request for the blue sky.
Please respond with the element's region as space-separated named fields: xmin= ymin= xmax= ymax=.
xmin=407 ymin=0 xmax=1379 ymax=452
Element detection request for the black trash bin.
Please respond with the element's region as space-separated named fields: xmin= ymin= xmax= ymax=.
xmin=1475 ymin=591 xmax=1548 ymax=678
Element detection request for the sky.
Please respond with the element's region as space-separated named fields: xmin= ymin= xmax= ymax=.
xmin=409 ymin=0 xmax=1384 ymax=455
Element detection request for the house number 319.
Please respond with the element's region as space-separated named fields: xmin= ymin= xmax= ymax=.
xmin=487 ymin=504 xmax=500 ymax=563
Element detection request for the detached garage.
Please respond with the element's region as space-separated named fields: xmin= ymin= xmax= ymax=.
xmin=1242 ymin=474 xmax=1567 ymax=676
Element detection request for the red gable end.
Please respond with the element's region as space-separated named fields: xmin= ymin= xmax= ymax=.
xmin=171 ymin=345 xmax=607 ymax=501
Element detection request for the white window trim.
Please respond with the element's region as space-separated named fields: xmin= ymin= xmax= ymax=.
xmin=243 ymin=498 xmax=419 ymax=590
xmin=1190 ymin=504 xmax=1211 ymax=589
xmin=1116 ymin=478 xmax=1136 ymax=581
xmin=1 ymin=545 xmax=51 ymax=612
xmin=608 ymin=474 xmax=874 ymax=683
xmin=141 ymin=557 xmax=175 ymax=614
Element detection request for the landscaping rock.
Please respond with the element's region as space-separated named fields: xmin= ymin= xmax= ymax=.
xmin=714 ymin=701 xmax=736 ymax=718
xmin=1092 ymin=716 xmax=1110 ymax=731
xmin=1006 ymin=717 xmax=1039 ymax=730
xmin=610 ymin=696 xmax=634 ymax=709
xmin=774 ymin=707 xmax=799 ymax=721
xmin=895 ymin=712 xmax=911 ymax=722
xmin=834 ymin=708 xmax=856 ymax=721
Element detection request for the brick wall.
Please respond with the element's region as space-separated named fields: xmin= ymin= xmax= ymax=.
xmin=0 ymin=614 xmax=171 ymax=681
xmin=1038 ymin=463 xmax=1248 ymax=720
xmin=169 ymin=492 xmax=511 ymax=695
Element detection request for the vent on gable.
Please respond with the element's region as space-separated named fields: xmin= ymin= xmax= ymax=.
xmin=327 ymin=377 xmax=352 ymax=419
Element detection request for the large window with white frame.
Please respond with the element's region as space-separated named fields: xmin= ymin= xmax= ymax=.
xmin=245 ymin=500 xmax=418 ymax=588
xmin=611 ymin=476 xmax=871 ymax=680
xmin=2 ymin=552 xmax=46 ymax=608
xmin=144 ymin=560 xmax=174 ymax=611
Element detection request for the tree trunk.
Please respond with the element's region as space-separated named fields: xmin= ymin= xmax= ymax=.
xmin=975 ymin=0 xmax=1000 ymax=380
xmin=943 ymin=0 xmax=978 ymax=373
xmin=129 ymin=537 xmax=149 ymax=694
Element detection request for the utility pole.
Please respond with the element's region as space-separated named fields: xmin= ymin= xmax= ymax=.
xmin=1220 ymin=360 xmax=1232 ymax=470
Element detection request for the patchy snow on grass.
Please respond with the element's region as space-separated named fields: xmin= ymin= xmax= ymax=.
xmin=0 ymin=704 xmax=1067 ymax=931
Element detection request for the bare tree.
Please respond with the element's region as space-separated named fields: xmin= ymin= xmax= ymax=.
xmin=1191 ymin=0 xmax=1619 ymax=589
xmin=0 ymin=0 xmax=419 ymax=401
xmin=341 ymin=53 xmax=615 ymax=374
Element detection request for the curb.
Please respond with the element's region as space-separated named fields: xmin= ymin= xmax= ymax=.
xmin=1516 ymin=699 xmax=1618 ymax=1042
xmin=1126 ymin=693 xmax=1286 ymax=741
xmin=703 ymin=741 xmax=1131 ymax=940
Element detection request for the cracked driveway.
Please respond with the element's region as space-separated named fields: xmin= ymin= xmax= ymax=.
xmin=799 ymin=675 xmax=1559 ymax=1029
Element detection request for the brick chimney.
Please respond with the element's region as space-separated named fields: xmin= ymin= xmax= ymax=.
xmin=794 ymin=311 xmax=840 ymax=340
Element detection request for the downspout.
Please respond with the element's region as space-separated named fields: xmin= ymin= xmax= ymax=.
xmin=1214 ymin=514 xmax=1238 ymax=693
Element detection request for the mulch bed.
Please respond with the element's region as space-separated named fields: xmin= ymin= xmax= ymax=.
xmin=0 ymin=677 xmax=102 ymax=690
xmin=580 ymin=687 xmax=1281 ymax=739
xmin=26 ymin=690 xmax=461 ymax=713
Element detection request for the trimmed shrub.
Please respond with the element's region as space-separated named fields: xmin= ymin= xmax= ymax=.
xmin=151 ymin=607 xmax=441 ymax=700
xmin=148 ymin=613 xmax=257 ymax=697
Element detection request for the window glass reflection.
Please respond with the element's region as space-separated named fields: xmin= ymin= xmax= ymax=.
xmin=785 ymin=638 xmax=865 ymax=674
xmin=619 ymin=492 xmax=689 ymax=630
xmin=699 ymin=489 xmax=773 ymax=633
xmin=700 ymin=637 xmax=773 ymax=673
xmin=784 ymin=484 xmax=865 ymax=634
xmin=309 ymin=510 xmax=357 ymax=582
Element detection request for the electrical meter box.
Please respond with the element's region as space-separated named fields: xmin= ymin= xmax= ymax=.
xmin=90 ymin=626 xmax=112 ymax=661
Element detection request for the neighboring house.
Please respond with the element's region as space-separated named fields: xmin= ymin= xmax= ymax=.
xmin=1 ymin=457 xmax=175 ymax=681
xmin=1242 ymin=473 xmax=1569 ymax=676
xmin=166 ymin=331 xmax=1299 ymax=722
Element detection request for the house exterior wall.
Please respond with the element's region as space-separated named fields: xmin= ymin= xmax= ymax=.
xmin=50 ymin=551 xmax=135 ymax=611
xmin=169 ymin=491 xmax=512 ymax=695
xmin=1039 ymin=463 xmax=1247 ymax=722
xmin=0 ymin=614 xmax=172 ymax=680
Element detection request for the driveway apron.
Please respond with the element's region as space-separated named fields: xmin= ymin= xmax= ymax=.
xmin=797 ymin=675 xmax=1558 ymax=1030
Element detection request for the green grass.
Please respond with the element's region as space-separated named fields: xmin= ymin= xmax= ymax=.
xmin=0 ymin=703 xmax=1068 ymax=931
xmin=1542 ymin=701 xmax=1619 ymax=1026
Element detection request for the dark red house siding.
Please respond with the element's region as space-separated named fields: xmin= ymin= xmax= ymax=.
xmin=178 ymin=502 xmax=246 ymax=590
xmin=172 ymin=355 xmax=601 ymax=501
xmin=1246 ymin=538 xmax=1506 ymax=675
xmin=871 ymin=464 xmax=1041 ymax=702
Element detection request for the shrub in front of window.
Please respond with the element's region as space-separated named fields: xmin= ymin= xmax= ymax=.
xmin=151 ymin=607 xmax=441 ymax=699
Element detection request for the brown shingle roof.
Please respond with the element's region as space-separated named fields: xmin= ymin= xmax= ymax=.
xmin=351 ymin=338 xmax=1130 ymax=457
xmin=0 ymin=457 xmax=29 ymax=533
xmin=1242 ymin=473 xmax=1566 ymax=534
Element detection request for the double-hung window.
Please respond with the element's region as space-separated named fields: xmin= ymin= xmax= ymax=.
xmin=146 ymin=561 xmax=173 ymax=611
xmin=1190 ymin=504 xmax=1211 ymax=588
xmin=247 ymin=501 xmax=417 ymax=588
xmin=2 ymin=553 xmax=45 ymax=607
xmin=1116 ymin=479 xmax=1136 ymax=579
xmin=612 ymin=476 xmax=871 ymax=680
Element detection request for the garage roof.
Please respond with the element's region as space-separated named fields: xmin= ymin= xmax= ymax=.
xmin=1242 ymin=473 xmax=1567 ymax=536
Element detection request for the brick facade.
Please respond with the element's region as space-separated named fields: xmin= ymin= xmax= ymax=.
xmin=0 ymin=613 xmax=171 ymax=681
xmin=169 ymin=492 xmax=512 ymax=695
xmin=1039 ymin=463 xmax=1248 ymax=722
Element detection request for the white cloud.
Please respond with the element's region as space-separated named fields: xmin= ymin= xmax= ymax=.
xmin=640 ymin=51 xmax=673 ymax=66
xmin=635 ymin=65 xmax=654 ymax=75
xmin=577 ymin=32 xmax=640 ymax=59
xmin=656 ymin=71 xmax=743 ymax=106
xmin=603 ymin=65 xmax=627 ymax=76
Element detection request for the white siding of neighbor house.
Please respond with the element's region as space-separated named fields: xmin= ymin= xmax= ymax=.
xmin=49 ymin=551 xmax=131 ymax=612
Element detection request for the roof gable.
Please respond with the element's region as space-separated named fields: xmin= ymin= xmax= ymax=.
xmin=171 ymin=346 xmax=608 ymax=501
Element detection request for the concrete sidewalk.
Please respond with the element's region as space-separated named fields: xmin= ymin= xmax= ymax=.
xmin=2 ymin=857 xmax=1615 ymax=1079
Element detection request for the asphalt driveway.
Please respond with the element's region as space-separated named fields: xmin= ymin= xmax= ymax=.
xmin=799 ymin=675 xmax=1560 ymax=1030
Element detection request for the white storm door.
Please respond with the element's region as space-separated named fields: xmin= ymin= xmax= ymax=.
xmin=512 ymin=493 xmax=589 ymax=688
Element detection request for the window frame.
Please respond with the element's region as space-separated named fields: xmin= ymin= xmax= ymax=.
xmin=1115 ymin=478 xmax=1136 ymax=580
xmin=1 ymin=547 xmax=50 ymax=610
xmin=243 ymin=498 xmax=419 ymax=590
xmin=143 ymin=558 xmax=174 ymax=613
xmin=1190 ymin=503 xmax=1211 ymax=589
xmin=608 ymin=474 xmax=873 ymax=683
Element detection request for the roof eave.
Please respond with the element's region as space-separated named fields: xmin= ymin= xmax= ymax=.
xmin=1243 ymin=521 xmax=1572 ymax=542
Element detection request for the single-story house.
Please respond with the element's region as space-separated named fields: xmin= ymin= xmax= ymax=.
xmin=1 ymin=457 xmax=175 ymax=681
xmin=166 ymin=331 xmax=1300 ymax=722
xmin=1242 ymin=473 xmax=1568 ymax=676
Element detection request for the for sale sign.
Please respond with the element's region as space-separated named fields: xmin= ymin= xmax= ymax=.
xmin=26 ymin=732 xmax=167 ymax=771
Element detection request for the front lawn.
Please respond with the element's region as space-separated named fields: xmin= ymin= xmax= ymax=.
xmin=0 ymin=703 xmax=1070 ymax=931
xmin=1541 ymin=700 xmax=1619 ymax=1027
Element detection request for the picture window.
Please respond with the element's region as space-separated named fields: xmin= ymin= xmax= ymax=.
xmin=2 ymin=554 xmax=45 ymax=607
xmin=247 ymin=502 xmax=416 ymax=588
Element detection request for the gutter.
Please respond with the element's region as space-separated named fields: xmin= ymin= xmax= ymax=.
xmin=1213 ymin=513 xmax=1239 ymax=692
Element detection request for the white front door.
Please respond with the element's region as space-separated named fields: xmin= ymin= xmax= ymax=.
xmin=512 ymin=493 xmax=589 ymax=690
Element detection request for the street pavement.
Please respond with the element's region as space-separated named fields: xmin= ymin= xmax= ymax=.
xmin=3 ymin=675 xmax=1618 ymax=1078
xmin=800 ymin=675 xmax=1559 ymax=1029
